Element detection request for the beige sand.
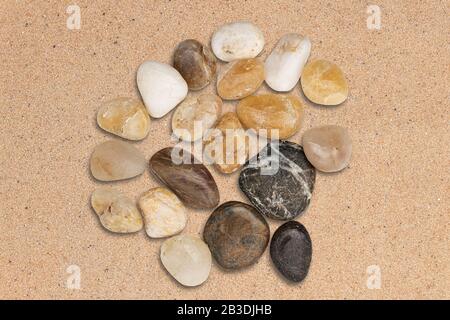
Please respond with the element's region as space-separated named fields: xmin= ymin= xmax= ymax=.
xmin=0 ymin=0 xmax=448 ymax=299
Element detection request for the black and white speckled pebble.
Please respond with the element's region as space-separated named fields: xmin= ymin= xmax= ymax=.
xmin=239 ymin=140 xmax=315 ymax=220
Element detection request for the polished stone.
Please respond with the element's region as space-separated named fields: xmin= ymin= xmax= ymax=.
xmin=97 ymin=97 xmax=150 ymax=140
xmin=91 ymin=188 xmax=143 ymax=233
xmin=203 ymin=201 xmax=269 ymax=269
xmin=237 ymin=94 xmax=303 ymax=139
xmin=139 ymin=187 xmax=187 ymax=238
xmin=90 ymin=140 xmax=146 ymax=181
xmin=302 ymin=125 xmax=352 ymax=172
xmin=173 ymin=39 xmax=217 ymax=90
xmin=160 ymin=234 xmax=212 ymax=287
xmin=239 ymin=140 xmax=315 ymax=220
xmin=301 ymin=59 xmax=348 ymax=105
xmin=171 ymin=94 xmax=222 ymax=142
xmin=217 ymin=58 xmax=264 ymax=100
xmin=149 ymin=147 xmax=220 ymax=209
xmin=270 ymin=221 xmax=312 ymax=282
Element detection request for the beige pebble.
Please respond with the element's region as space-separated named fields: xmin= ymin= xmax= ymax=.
xmin=97 ymin=97 xmax=150 ymax=140
xmin=139 ymin=187 xmax=187 ymax=238
xmin=91 ymin=188 xmax=143 ymax=233
xmin=217 ymin=58 xmax=264 ymax=100
xmin=171 ymin=94 xmax=222 ymax=142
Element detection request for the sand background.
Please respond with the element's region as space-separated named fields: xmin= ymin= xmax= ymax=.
xmin=0 ymin=0 xmax=449 ymax=299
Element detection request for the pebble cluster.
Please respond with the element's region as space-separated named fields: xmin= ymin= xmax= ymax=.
xmin=89 ymin=21 xmax=352 ymax=286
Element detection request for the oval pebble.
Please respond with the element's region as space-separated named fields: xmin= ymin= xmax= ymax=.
xmin=217 ymin=58 xmax=264 ymax=100
xmin=149 ymin=147 xmax=220 ymax=209
xmin=173 ymin=39 xmax=217 ymax=90
xmin=97 ymin=97 xmax=150 ymax=140
xmin=160 ymin=234 xmax=212 ymax=287
xmin=270 ymin=221 xmax=312 ymax=282
xmin=302 ymin=125 xmax=352 ymax=172
xmin=265 ymin=33 xmax=311 ymax=92
xmin=90 ymin=140 xmax=146 ymax=181
xmin=171 ymin=94 xmax=222 ymax=142
xmin=137 ymin=61 xmax=188 ymax=118
xmin=203 ymin=201 xmax=269 ymax=269
xmin=211 ymin=21 xmax=264 ymax=62
xmin=91 ymin=188 xmax=143 ymax=233
xmin=139 ymin=187 xmax=187 ymax=238
xmin=239 ymin=140 xmax=315 ymax=220
xmin=237 ymin=94 xmax=304 ymax=139
xmin=301 ymin=59 xmax=348 ymax=105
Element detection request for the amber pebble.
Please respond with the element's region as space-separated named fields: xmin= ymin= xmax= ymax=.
xmin=302 ymin=125 xmax=352 ymax=172
xmin=217 ymin=58 xmax=264 ymax=100
xmin=236 ymin=94 xmax=303 ymax=139
xmin=301 ymin=60 xmax=348 ymax=105
xmin=173 ymin=39 xmax=217 ymax=90
xmin=203 ymin=112 xmax=248 ymax=174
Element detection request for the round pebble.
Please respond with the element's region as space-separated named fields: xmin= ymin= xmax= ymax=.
xmin=137 ymin=61 xmax=188 ymax=118
xmin=91 ymin=188 xmax=143 ymax=233
xmin=211 ymin=21 xmax=265 ymax=62
xmin=171 ymin=94 xmax=222 ymax=142
xmin=160 ymin=234 xmax=212 ymax=287
xmin=90 ymin=140 xmax=146 ymax=181
xmin=237 ymin=94 xmax=304 ymax=139
xmin=302 ymin=125 xmax=352 ymax=172
xmin=270 ymin=221 xmax=312 ymax=282
xmin=217 ymin=58 xmax=264 ymax=100
xmin=203 ymin=201 xmax=269 ymax=269
xmin=173 ymin=39 xmax=217 ymax=90
xmin=301 ymin=59 xmax=348 ymax=105
xmin=97 ymin=97 xmax=150 ymax=140
xmin=265 ymin=33 xmax=311 ymax=92
xmin=139 ymin=187 xmax=187 ymax=238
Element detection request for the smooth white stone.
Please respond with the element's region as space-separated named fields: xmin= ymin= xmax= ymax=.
xmin=160 ymin=234 xmax=212 ymax=287
xmin=139 ymin=187 xmax=187 ymax=238
xmin=137 ymin=61 xmax=188 ymax=118
xmin=211 ymin=21 xmax=265 ymax=62
xmin=265 ymin=33 xmax=311 ymax=92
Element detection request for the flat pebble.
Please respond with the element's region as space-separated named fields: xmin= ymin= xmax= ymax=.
xmin=97 ymin=97 xmax=150 ymax=140
xmin=265 ymin=33 xmax=311 ymax=92
xmin=237 ymin=94 xmax=303 ymax=139
xmin=203 ymin=201 xmax=269 ymax=269
xmin=301 ymin=59 xmax=348 ymax=105
xmin=171 ymin=94 xmax=222 ymax=142
xmin=139 ymin=187 xmax=187 ymax=238
xmin=302 ymin=125 xmax=352 ymax=172
xmin=173 ymin=39 xmax=217 ymax=90
xmin=239 ymin=140 xmax=315 ymax=220
xmin=149 ymin=147 xmax=220 ymax=209
xmin=91 ymin=188 xmax=143 ymax=233
xmin=270 ymin=221 xmax=312 ymax=282
xmin=137 ymin=61 xmax=188 ymax=118
xmin=90 ymin=140 xmax=146 ymax=181
xmin=217 ymin=58 xmax=264 ymax=100
xmin=160 ymin=234 xmax=212 ymax=287
xmin=211 ymin=21 xmax=264 ymax=62
xmin=203 ymin=112 xmax=248 ymax=174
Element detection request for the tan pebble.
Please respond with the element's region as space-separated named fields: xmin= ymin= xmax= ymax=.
xmin=236 ymin=94 xmax=304 ymax=139
xmin=301 ymin=59 xmax=348 ymax=105
xmin=90 ymin=140 xmax=146 ymax=181
xmin=91 ymin=188 xmax=143 ymax=233
xmin=171 ymin=94 xmax=222 ymax=142
xmin=302 ymin=125 xmax=352 ymax=172
xmin=217 ymin=58 xmax=264 ymax=100
xmin=138 ymin=187 xmax=187 ymax=238
xmin=173 ymin=39 xmax=217 ymax=90
xmin=204 ymin=112 xmax=248 ymax=174
xmin=97 ymin=97 xmax=150 ymax=140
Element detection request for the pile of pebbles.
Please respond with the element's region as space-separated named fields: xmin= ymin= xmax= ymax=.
xmin=89 ymin=21 xmax=352 ymax=286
